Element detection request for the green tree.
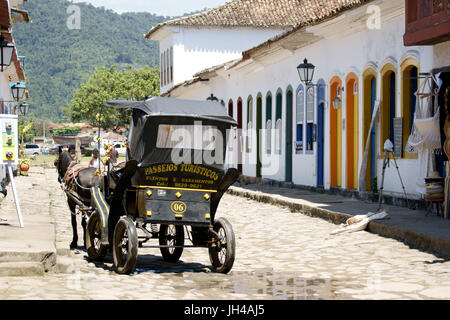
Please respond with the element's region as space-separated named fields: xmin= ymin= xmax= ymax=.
xmin=18 ymin=118 xmax=36 ymax=144
xmin=13 ymin=0 xmax=170 ymax=122
xmin=69 ymin=65 xmax=159 ymax=129
xmin=53 ymin=126 xmax=81 ymax=136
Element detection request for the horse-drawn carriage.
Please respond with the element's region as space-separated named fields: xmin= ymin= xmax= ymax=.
xmin=75 ymin=96 xmax=239 ymax=274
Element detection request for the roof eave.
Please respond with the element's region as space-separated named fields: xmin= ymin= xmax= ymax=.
xmin=11 ymin=7 xmax=30 ymax=24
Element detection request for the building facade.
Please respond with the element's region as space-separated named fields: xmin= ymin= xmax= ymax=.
xmin=0 ymin=0 xmax=29 ymax=181
xmin=148 ymin=0 xmax=450 ymax=200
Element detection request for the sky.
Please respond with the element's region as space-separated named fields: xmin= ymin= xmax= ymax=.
xmin=71 ymin=0 xmax=229 ymax=16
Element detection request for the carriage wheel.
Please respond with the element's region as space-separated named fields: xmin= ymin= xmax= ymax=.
xmin=208 ymin=218 xmax=235 ymax=274
xmin=86 ymin=211 xmax=107 ymax=261
xmin=113 ymin=216 xmax=138 ymax=275
xmin=159 ymin=224 xmax=184 ymax=263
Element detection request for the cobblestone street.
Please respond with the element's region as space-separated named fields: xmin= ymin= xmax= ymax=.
xmin=0 ymin=168 xmax=449 ymax=300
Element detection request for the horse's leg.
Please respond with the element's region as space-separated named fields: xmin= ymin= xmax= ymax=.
xmin=81 ymin=215 xmax=87 ymax=249
xmin=69 ymin=200 xmax=78 ymax=249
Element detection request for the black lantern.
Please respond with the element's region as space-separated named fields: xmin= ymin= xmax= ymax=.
xmin=297 ymin=58 xmax=315 ymax=86
xmin=0 ymin=34 xmax=14 ymax=72
xmin=332 ymin=96 xmax=342 ymax=110
xmin=19 ymin=102 xmax=29 ymax=116
xmin=332 ymin=86 xmax=343 ymax=110
xmin=11 ymin=82 xmax=26 ymax=101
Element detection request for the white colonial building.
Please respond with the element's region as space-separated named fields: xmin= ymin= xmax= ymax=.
xmin=147 ymin=0 xmax=450 ymax=201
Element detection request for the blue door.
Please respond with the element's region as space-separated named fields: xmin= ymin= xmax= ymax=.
xmin=317 ymin=82 xmax=325 ymax=187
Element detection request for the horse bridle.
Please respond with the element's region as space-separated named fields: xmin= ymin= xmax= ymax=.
xmin=55 ymin=153 xmax=73 ymax=183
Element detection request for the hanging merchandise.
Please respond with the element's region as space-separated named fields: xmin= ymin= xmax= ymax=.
xmin=404 ymin=75 xmax=440 ymax=195
xmin=405 ymin=75 xmax=441 ymax=152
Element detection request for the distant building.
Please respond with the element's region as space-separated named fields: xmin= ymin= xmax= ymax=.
xmin=146 ymin=0 xmax=306 ymax=96
xmin=0 ymin=0 xmax=29 ymax=181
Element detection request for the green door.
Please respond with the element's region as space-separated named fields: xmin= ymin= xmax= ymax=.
xmin=256 ymin=96 xmax=262 ymax=177
xmin=285 ymin=90 xmax=293 ymax=182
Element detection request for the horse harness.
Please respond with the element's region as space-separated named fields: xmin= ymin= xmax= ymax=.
xmin=61 ymin=161 xmax=93 ymax=215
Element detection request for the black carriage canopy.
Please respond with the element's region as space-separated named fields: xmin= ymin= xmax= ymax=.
xmin=104 ymin=96 xmax=237 ymax=168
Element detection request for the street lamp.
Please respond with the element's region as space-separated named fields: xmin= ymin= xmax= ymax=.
xmin=19 ymin=102 xmax=29 ymax=116
xmin=297 ymin=58 xmax=315 ymax=86
xmin=11 ymin=82 xmax=26 ymax=101
xmin=0 ymin=34 xmax=15 ymax=72
xmin=332 ymin=86 xmax=343 ymax=110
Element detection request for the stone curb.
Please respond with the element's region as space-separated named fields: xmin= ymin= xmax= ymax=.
xmin=228 ymin=186 xmax=450 ymax=259
xmin=0 ymin=251 xmax=56 ymax=273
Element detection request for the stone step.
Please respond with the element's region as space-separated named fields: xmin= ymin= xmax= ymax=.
xmin=0 ymin=250 xmax=56 ymax=271
xmin=0 ymin=262 xmax=45 ymax=277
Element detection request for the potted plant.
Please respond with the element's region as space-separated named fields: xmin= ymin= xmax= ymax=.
xmin=18 ymin=158 xmax=32 ymax=176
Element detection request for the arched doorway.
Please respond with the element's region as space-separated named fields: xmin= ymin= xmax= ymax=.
xmin=401 ymin=58 xmax=419 ymax=159
xmin=265 ymin=92 xmax=273 ymax=155
xmin=228 ymin=99 xmax=233 ymax=117
xmin=256 ymin=93 xmax=263 ymax=177
xmin=237 ymin=97 xmax=243 ymax=173
xmin=380 ymin=63 xmax=397 ymax=154
xmin=330 ymin=76 xmax=343 ymax=188
xmin=316 ymin=79 xmax=326 ymax=187
xmin=362 ymin=68 xmax=378 ymax=190
xmin=345 ymin=73 xmax=359 ymax=190
xmin=285 ymin=86 xmax=293 ymax=182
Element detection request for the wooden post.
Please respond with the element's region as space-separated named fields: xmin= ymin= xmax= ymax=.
xmin=75 ymin=137 xmax=81 ymax=162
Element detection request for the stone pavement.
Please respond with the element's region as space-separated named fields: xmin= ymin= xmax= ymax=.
xmin=1 ymin=167 xmax=450 ymax=300
xmin=1 ymin=174 xmax=450 ymax=299
xmin=0 ymin=166 xmax=56 ymax=276
xmin=228 ymin=183 xmax=450 ymax=258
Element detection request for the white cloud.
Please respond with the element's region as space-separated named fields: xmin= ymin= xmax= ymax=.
xmin=71 ymin=0 xmax=228 ymax=16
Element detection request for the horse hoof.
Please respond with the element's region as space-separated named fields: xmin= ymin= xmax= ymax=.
xmin=70 ymin=242 xmax=78 ymax=250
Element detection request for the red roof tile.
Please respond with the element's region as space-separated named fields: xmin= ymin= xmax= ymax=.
xmin=147 ymin=0 xmax=372 ymax=38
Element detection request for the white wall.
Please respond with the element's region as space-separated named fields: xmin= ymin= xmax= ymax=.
xmin=159 ymin=26 xmax=285 ymax=95
xmin=433 ymin=40 xmax=450 ymax=69
xmin=169 ymin=0 xmax=442 ymax=199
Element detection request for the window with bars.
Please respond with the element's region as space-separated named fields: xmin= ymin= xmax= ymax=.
xmin=266 ymin=94 xmax=272 ymax=154
xmin=306 ymin=86 xmax=314 ymax=152
xmin=296 ymin=88 xmax=304 ymax=153
xmin=275 ymin=92 xmax=282 ymax=155
xmin=246 ymin=96 xmax=253 ymax=153
xmin=161 ymin=47 xmax=174 ymax=87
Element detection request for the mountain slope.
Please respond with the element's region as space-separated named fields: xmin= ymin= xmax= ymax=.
xmin=13 ymin=0 xmax=169 ymax=121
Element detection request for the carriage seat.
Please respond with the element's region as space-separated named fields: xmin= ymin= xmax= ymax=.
xmin=111 ymin=161 xmax=126 ymax=170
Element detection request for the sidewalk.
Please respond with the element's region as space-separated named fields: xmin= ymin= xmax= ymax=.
xmin=0 ymin=166 xmax=56 ymax=276
xmin=228 ymin=183 xmax=450 ymax=259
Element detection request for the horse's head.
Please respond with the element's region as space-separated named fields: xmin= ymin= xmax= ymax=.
xmin=55 ymin=147 xmax=72 ymax=183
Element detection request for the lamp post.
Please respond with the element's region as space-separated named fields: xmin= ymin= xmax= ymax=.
xmin=297 ymin=58 xmax=315 ymax=86
xmin=0 ymin=34 xmax=15 ymax=72
xmin=96 ymin=106 xmax=103 ymax=174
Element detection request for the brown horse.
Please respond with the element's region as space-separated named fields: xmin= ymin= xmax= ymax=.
xmin=54 ymin=147 xmax=99 ymax=249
